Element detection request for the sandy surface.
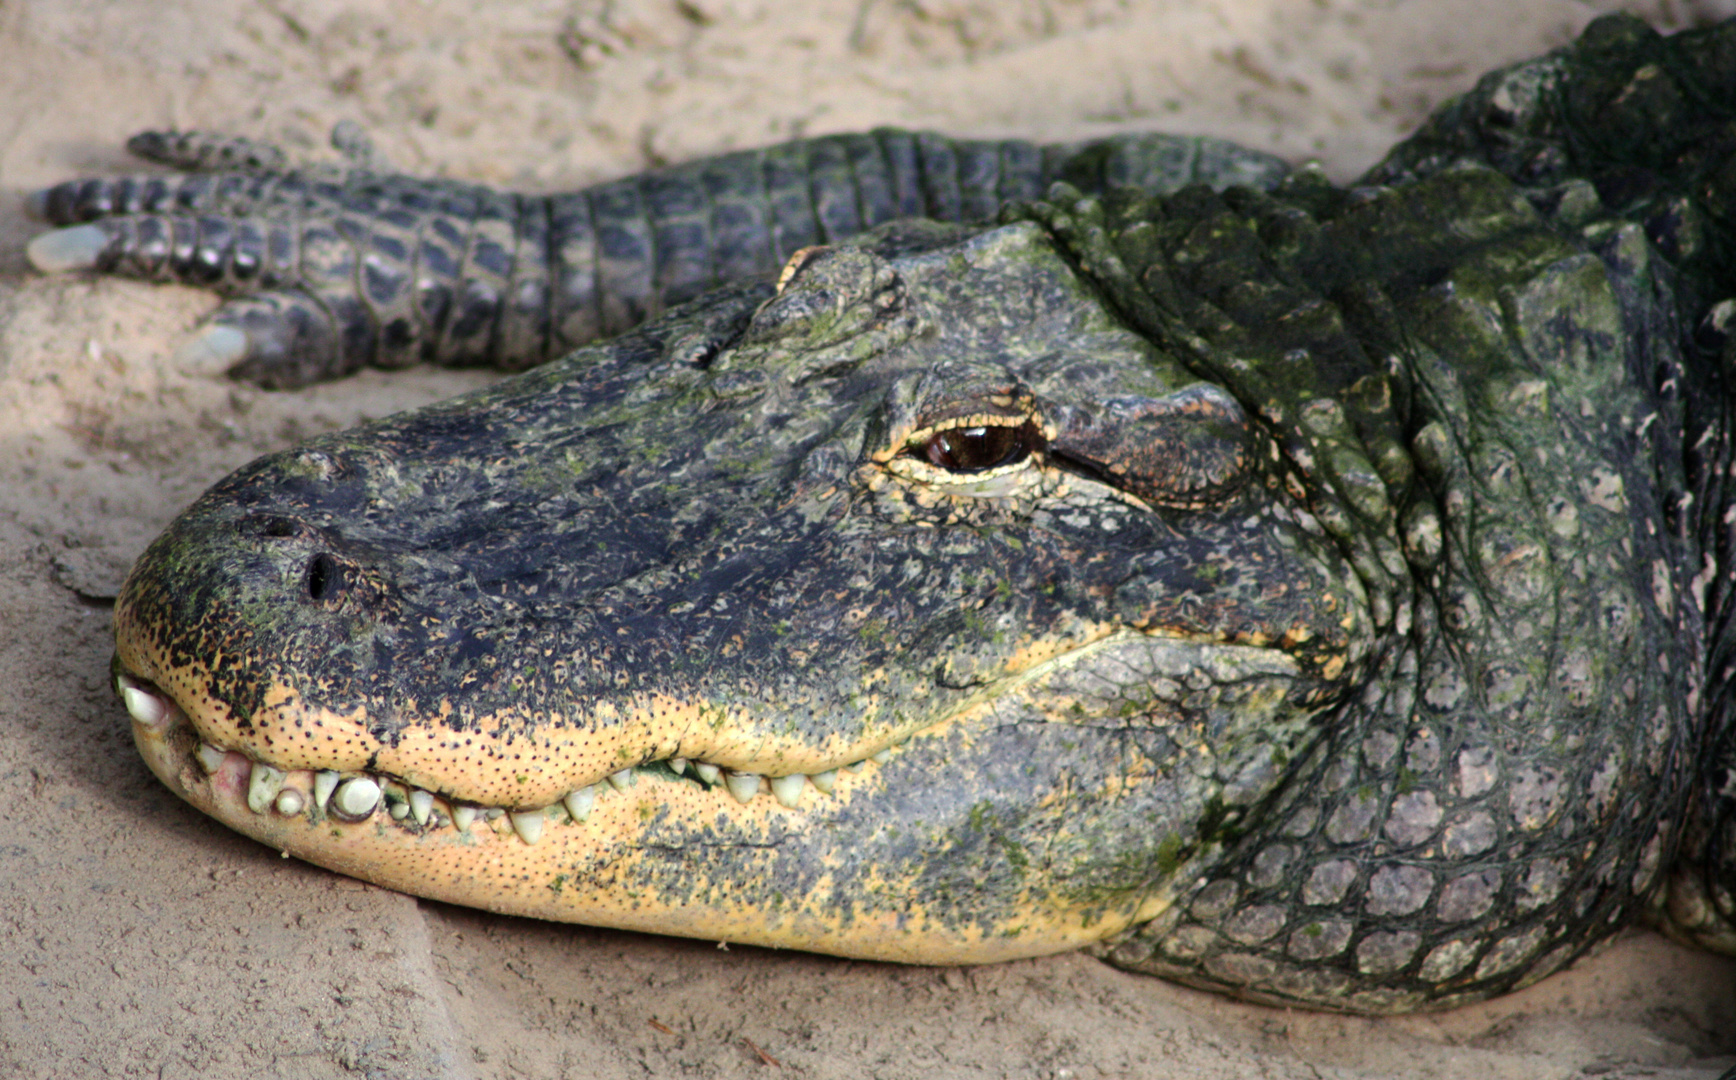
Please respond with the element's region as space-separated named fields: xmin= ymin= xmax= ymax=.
xmin=1 ymin=1 xmax=1734 ymax=1077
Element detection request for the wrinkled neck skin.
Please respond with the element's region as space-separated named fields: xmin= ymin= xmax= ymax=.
xmin=1057 ymin=158 xmax=1726 ymax=1009
xmin=116 ymin=221 xmax=1364 ymax=964
xmin=1361 ymin=192 xmax=1732 ymax=964
xmin=1360 ymin=212 xmax=1715 ymax=960
xmin=1663 ymin=270 xmax=1736 ymax=955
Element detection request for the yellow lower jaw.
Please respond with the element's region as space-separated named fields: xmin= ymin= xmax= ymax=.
xmin=129 ymin=706 xmax=1148 ymax=964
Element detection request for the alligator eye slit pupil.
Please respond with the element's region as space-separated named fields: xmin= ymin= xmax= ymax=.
xmin=922 ymin=422 xmax=1035 ymax=473
xmin=305 ymin=553 xmax=343 ymax=603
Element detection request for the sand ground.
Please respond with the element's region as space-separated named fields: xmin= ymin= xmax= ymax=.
xmin=1 ymin=1 xmax=1734 ymax=1077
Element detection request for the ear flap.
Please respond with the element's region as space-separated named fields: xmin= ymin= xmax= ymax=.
xmin=1047 ymin=384 xmax=1256 ymax=510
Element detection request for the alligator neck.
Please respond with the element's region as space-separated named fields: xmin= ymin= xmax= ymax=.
xmin=1687 ymin=301 xmax=1736 ymax=748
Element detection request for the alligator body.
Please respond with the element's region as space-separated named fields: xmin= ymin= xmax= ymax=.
xmin=31 ymin=14 xmax=1736 ymax=1013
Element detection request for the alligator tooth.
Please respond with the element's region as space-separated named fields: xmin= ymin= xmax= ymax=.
xmin=246 ymin=763 xmax=288 ymax=814
xmin=510 ymin=809 xmax=545 ymax=845
xmin=485 ymin=807 xmax=505 ymax=820
xmin=691 ymin=761 xmax=721 ymax=785
xmin=27 ymin=224 xmax=110 ymax=272
xmin=843 ymin=761 xmax=863 ymax=773
xmin=408 ymin=788 xmax=434 ymax=825
xmin=809 ymin=770 xmax=837 ymax=796
xmin=450 ymin=805 xmax=477 ymax=832
xmin=869 ymin=748 xmax=892 ymax=765
xmin=118 ymin=679 xmax=170 ymax=727
xmin=197 ymin=743 xmax=228 ymax=774
xmin=769 ymin=773 xmax=807 ymax=808
xmin=724 ymin=771 xmax=762 ymax=804
xmin=331 ymin=777 xmax=381 ymax=821
xmin=607 ymin=768 xmax=636 ymax=791
xmin=669 ymin=757 xmax=689 ymax=775
xmin=312 ymin=770 xmax=340 ymax=810
xmin=563 ymin=786 xmax=596 ymax=823
xmin=273 ymin=788 xmax=306 ymax=816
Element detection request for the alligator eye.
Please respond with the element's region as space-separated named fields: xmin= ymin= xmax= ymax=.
xmin=305 ymin=553 xmax=345 ymax=603
xmin=920 ymin=422 xmax=1038 ymax=473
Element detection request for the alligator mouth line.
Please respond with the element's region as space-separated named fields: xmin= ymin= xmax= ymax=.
xmin=115 ymin=671 xmax=902 ymax=847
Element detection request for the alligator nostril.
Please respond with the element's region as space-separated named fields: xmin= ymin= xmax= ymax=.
xmin=305 ymin=553 xmax=345 ymax=603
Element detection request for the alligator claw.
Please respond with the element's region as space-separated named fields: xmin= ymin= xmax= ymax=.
xmin=26 ymin=224 xmax=112 ymax=272
xmin=171 ymin=324 xmax=251 ymax=374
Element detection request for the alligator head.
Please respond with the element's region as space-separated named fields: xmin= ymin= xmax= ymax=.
xmin=113 ymin=216 xmax=1374 ymax=963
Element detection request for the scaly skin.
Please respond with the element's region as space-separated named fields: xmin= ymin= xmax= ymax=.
xmin=32 ymin=13 xmax=1736 ymax=1012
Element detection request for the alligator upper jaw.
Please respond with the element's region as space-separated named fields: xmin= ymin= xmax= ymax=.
xmin=112 ymin=661 xmax=913 ymax=838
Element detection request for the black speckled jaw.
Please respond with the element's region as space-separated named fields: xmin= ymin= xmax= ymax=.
xmin=114 ymin=222 xmax=1365 ymax=958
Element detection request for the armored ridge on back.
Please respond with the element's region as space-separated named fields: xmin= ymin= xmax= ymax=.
xmin=27 ymin=13 xmax=1736 ymax=1014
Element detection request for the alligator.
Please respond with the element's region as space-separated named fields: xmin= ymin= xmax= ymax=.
xmin=27 ymin=13 xmax=1736 ymax=1014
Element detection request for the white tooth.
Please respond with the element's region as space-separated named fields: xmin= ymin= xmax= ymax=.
xmin=485 ymin=807 xmax=505 ymax=820
xmin=197 ymin=743 xmax=228 ymax=774
xmin=312 ymin=770 xmax=340 ymax=810
xmin=607 ymin=769 xmax=636 ymax=791
xmin=809 ymin=770 xmax=837 ymax=796
xmin=843 ymin=761 xmax=863 ymax=773
xmin=769 ymin=773 xmax=807 ymax=808
xmin=563 ymin=786 xmax=596 ymax=822
xmin=332 ymin=777 xmax=381 ymax=820
xmin=450 ymin=805 xmax=477 ymax=832
xmin=246 ymin=763 xmax=288 ymax=814
xmin=869 ymin=748 xmax=892 ymax=765
xmin=388 ymin=799 xmax=409 ymax=820
xmin=692 ymin=761 xmax=721 ymax=784
xmin=669 ymin=757 xmax=689 ymax=775
xmin=724 ymin=771 xmax=762 ymax=804
xmin=273 ymin=788 xmax=306 ymax=816
xmin=408 ymin=789 xmax=434 ymax=825
xmin=121 ymin=685 xmax=170 ymax=727
xmin=510 ymin=809 xmax=545 ymax=845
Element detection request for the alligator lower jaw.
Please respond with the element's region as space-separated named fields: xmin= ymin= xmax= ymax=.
xmin=118 ymin=671 xmax=1156 ymax=962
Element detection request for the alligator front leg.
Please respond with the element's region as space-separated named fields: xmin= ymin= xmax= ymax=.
xmin=27 ymin=125 xmax=1287 ymax=387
